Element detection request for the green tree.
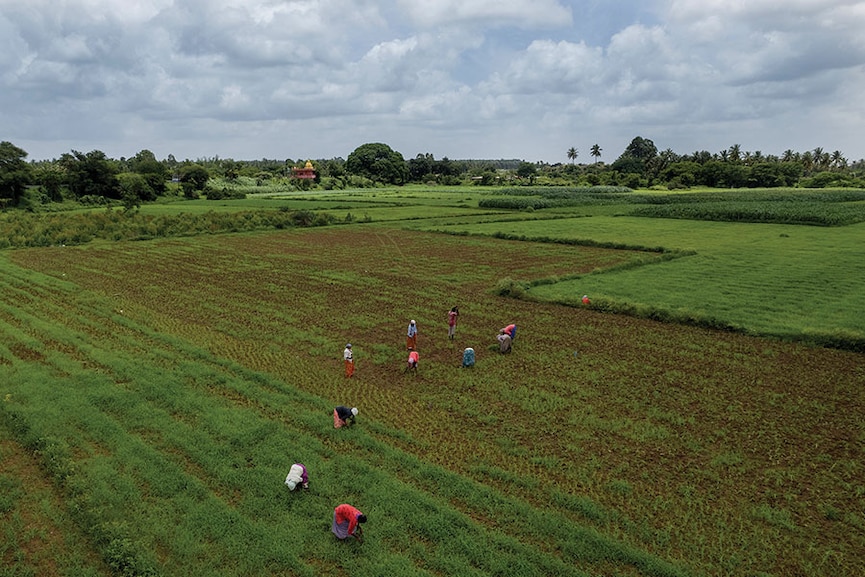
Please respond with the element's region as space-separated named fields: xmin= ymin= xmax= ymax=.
xmin=408 ymin=153 xmax=435 ymax=182
xmin=728 ymin=144 xmax=742 ymax=163
xmin=590 ymin=144 xmax=602 ymax=163
xmin=0 ymin=141 xmax=32 ymax=207
xmin=32 ymin=162 xmax=65 ymax=202
xmin=60 ymin=149 xmax=121 ymax=200
xmin=516 ymin=161 xmax=538 ymax=183
xmin=129 ymin=149 xmax=168 ymax=199
xmin=567 ymin=147 xmax=578 ymax=164
xmin=179 ymin=164 xmax=210 ymax=198
xmin=611 ymin=136 xmax=658 ymax=178
xmin=345 ymin=143 xmax=408 ymax=185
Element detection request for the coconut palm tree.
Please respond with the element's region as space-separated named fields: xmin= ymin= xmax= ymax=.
xmin=567 ymin=147 xmax=578 ymax=164
xmin=590 ymin=144 xmax=602 ymax=163
xmin=728 ymin=144 xmax=741 ymax=163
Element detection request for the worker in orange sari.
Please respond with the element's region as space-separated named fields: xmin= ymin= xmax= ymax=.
xmin=406 ymin=320 xmax=417 ymax=350
xmin=343 ymin=343 xmax=354 ymax=378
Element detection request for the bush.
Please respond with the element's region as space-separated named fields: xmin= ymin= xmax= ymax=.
xmin=494 ymin=278 xmax=527 ymax=299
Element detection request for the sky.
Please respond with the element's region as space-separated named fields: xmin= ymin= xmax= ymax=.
xmin=2 ymin=0 xmax=864 ymax=164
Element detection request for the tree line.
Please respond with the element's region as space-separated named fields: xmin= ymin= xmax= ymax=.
xmin=1 ymin=138 xmax=863 ymax=210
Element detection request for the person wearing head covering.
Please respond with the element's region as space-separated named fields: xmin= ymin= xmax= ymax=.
xmin=462 ymin=347 xmax=475 ymax=367
xmin=332 ymin=503 xmax=367 ymax=542
xmin=406 ymin=320 xmax=417 ymax=350
xmin=333 ymin=405 xmax=358 ymax=428
xmin=284 ymin=463 xmax=309 ymax=491
xmin=447 ymin=306 xmax=459 ymax=340
xmin=582 ymin=295 xmax=590 ymax=305
xmin=406 ymin=348 xmax=419 ymax=373
xmin=343 ymin=343 xmax=354 ymax=378
xmin=497 ymin=330 xmax=512 ymax=354
xmin=501 ymin=324 xmax=516 ymax=340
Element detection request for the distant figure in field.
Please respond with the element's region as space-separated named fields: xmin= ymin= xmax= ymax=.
xmin=447 ymin=306 xmax=459 ymax=340
xmin=343 ymin=343 xmax=354 ymax=378
xmin=582 ymin=295 xmax=590 ymax=305
xmin=406 ymin=348 xmax=419 ymax=373
xmin=462 ymin=347 xmax=475 ymax=367
xmin=284 ymin=463 xmax=309 ymax=491
xmin=332 ymin=503 xmax=367 ymax=542
xmin=333 ymin=406 xmax=358 ymax=428
xmin=497 ymin=331 xmax=512 ymax=354
xmin=406 ymin=320 xmax=418 ymax=350
xmin=500 ymin=324 xmax=516 ymax=340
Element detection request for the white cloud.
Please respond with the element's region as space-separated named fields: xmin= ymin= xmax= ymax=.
xmin=396 ymin=0 xmax=573 ymax=28
xmin=0 ymin=0 xmax=863 ymax=162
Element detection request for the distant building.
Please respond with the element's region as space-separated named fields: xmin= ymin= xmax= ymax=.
xmin=291 ymin=160 xmax=316 ymax=179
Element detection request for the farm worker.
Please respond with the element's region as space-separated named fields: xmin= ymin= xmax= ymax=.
xmin=497 ymin=331 xmax=512 ymax=354
xmin=447 ymin=306 xmax=459 ymax=340
xmin=582 ymin=295 xmax=590 ymax=305
xmin=501 ymin=324 xmax=516 ymax=340
xmin=462 ymin=347 xmax=475 ymax=367
xmin=406 ymin=320 xmax=418 ymax=350
xmin=284 ymin=463 xmax=309 ymax=491
xmin=343 ymin=343 xmax=354 ymax=378
xmin=333 ymin=405 xmax=358 ymax=428
xmin=332 ymin=503 xmax=367 ymax=542
xmin=406 ymin=349 xmax=419 ymax=373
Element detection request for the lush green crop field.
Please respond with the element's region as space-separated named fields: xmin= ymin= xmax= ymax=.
xmin=421 ymin=214 xmax=865 ymax=346
xmin=2 ymin=187 xmax=864 ymax=576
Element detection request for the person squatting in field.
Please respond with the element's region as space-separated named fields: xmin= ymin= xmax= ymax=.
xmin=447 ymin=306 xmax=459 ymax=340
xmin=284 ymin=463 xmax=309 ymax=491
xmin=343 ymin=343 xmax=354 ymax=378
xmin=406 ymin=320 xmax=418 ymax=350
xmin=333 ymin=405 xmax=358 ymax=428
xmin=406 ymin=348 xmax=419 ymax=373
xmin=332 ymin=503 xmax=366 ymax=542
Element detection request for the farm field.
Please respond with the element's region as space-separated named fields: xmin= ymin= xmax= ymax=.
xmin=2 ymin=215 xmax=864 ymax=576
xmin=419 ymin=215 xmax=865 ymax=342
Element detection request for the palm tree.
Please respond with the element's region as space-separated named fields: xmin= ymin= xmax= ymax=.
xmin=590 ymin=144 xmax=602 ymax=164
xmin=830 ymin=150 xmax=846 ymax=170
xmin=728 ymin=144 xmax=741 ymax=163
xmin=567 ymin=147 xmax=578 ymax=164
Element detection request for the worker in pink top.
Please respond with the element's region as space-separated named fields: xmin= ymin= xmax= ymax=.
xmin=332 ymin=503 xmax=367 ymax=542
xmin=406 ymin=349 xmax=419 ymax=373
xmin=447 ymin=306 xmax=459 ymax=340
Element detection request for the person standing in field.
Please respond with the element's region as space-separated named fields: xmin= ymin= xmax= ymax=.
xmin=332 ymin=503 xmax=367 ymax=542
xmin=447 ymin=306 xmax=459 ymax=341
xmin=333 ymin=405 xmax=358 ymax=428
xmin=284 ymin=463 xmax=309 ymax=491
xmin=406 ymin=320 xmax=418 ymax=350
xmin=343 ymin=343 xmax=354 ymax=378
xmin=406 ymin=348 xmax=419 ymax=373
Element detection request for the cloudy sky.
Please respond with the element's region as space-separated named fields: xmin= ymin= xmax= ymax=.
xmin=2 ymin=0 xmax=864 ymax=164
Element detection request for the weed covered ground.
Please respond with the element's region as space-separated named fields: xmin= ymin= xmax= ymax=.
xmin=3 ymin=225 xmax=864 ymax=576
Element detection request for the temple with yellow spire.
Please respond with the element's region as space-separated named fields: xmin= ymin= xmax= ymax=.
xmin=291 ymin=160 xmax=316 ymax=179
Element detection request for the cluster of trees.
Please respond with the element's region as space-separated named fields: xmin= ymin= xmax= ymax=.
xmin=2 ymin=137 xmax=863 ymax=210
xmin=601 ymin=137 xmax=860 ymax=190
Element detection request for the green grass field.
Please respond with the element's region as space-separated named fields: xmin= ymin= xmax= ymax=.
xmin=423 ymin=215 xmax=865 ymax=343
xmin=2 ymin=186 xmax=864 ymax=576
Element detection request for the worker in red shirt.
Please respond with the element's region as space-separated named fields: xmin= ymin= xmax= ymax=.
xmin=406 ymin=348 xmax=419 ymax=373
xmin=332 ymin=503 xmax=367 ymax=542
